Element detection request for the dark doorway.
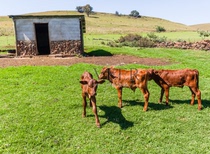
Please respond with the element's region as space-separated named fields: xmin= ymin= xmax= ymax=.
xmin=35 ymin=23 xmax=50 ymax=55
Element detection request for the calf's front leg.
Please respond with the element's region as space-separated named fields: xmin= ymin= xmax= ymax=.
xmin=82 ymin=94 xmax=87 ymax=117
xmin=164 ymin=87 xmax=170 ymax=105
xmin=91 ymin=97 xmax=100 ymax=128
xmin=116 ymin=87 xmax=123 ymax=108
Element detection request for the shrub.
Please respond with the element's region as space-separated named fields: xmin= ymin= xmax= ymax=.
xmin=118 ymin=34 xmax=142 ymax=43
xmin=147 ymin=32 xmax=167 ymax=43
xmin=107 ymin=34 xmax=155 ymax=48
xmin=107 ymin=41 xmax=119 ymax=47
xmin=198 ymin=30 xmax=210 ymax=38
xmin=156 ymin=26 xmax=166 ymax=32
xmin=147 ymin=32 xmax=158 ymax=40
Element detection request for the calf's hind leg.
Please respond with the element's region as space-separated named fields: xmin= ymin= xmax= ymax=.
xmin=189 ymin=87 xmax=202 ymax=110
xmin=159 ymin=88 xmax=164 ymax=103
xmin=140 ymin=87 xmax=150 ymax=111
xmin=189 ymin=87 xmax=196 ymax=105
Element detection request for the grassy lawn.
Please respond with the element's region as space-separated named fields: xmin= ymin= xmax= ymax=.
xmin=0 ymin=47 xmax=210 ymax=153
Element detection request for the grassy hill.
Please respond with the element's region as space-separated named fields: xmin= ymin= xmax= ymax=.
xmin=190 ymin=23 xmax=210 ymax=31
xmin=0 ymin=11 xmax=197 ymax=35
xmin=30 ymin=11 xmax=196 ymax=34
xmin=2 ymin=10 xmax=210 ymax=35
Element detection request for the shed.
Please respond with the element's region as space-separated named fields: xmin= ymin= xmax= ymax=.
xmin=9 ymin=15 xmax=86 ymax=57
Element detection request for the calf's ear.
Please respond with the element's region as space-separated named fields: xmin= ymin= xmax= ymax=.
xmin=80 ymin=80 xmax=88 ymax=85
xmin=148 ymin=69 xmax=154 ymax=73
xmin=97 ymin=79 xmax=105 ymax=84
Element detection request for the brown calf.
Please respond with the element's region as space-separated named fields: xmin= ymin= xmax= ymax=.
xmin=80 ymin=71 xmax=105 ymax=128
xmin=99 ymin=67 xmax=150 ymax=111
xmin=148 ymin=69 xmax=202 ymax=110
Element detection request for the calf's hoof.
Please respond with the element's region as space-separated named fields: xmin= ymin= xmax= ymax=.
xmin=96 ymin=124 xmax=101 ymax=128
xmin=190 ymin=102 xmax=194 ymax=106
xmin=143 ymin=108 xmax=148 ymax=112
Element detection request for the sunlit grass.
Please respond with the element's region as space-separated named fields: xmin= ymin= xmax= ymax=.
xmin=0 ymin=47 xmax=210 ymax=153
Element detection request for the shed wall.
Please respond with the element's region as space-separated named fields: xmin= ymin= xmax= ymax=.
xmin=15 ymin=18 xmax=81 ymax=41
xmin=14 ymin=17 xmax=83 ymax=56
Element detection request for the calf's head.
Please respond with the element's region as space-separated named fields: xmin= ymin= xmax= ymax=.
xmin=99 ymin=67 xmax=109 ymax=79
xmin=80 ymin=79 xmax=105 ymax=98
xmin=99 ymin=67 xmax=115 ymax=80
xmin=147 ymin=69 xmax=158 ymax=81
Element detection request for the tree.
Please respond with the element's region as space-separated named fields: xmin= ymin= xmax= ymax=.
xmin=129 ymin=10 xmax=141 ymax=18
xmin=115 ymin=11 xmax=119 ymax=16
xmin=83 ymin=4 xmax=93 ymax=17
xmin=76 ymin=6 xmax=84 ymax=13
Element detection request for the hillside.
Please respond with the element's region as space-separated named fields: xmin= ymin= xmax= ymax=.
xmin=190 ymin=23 xmax=210 ymax=31
xmin=32 ymin=11 xmax=196 ymax=34
xmin=0 ymin=11 xmax=197 ymax=35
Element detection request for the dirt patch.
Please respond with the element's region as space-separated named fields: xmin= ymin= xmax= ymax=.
xmin=0 ymin=55 xmax=172 ymax=67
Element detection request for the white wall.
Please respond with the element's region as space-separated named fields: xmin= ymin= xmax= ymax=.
xmin=49 ymin=18 xmax=80 ymax=41
xmin=15 ymin=18 xmax=81 ymax=41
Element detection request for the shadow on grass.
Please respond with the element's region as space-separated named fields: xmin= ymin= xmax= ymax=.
xmin=170 ymin=99 xmax=210 ymax=109
xmin=123 ymin=99 xmax=173 ymax=111
xmin=86 ymin=49 xmax=113 ymax=56
xmin=99 ymin=105 xmax=134 ymax=129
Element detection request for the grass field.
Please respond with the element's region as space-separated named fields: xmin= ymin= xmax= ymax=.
xmin=0 ymin=47 xmax=210 ymax=153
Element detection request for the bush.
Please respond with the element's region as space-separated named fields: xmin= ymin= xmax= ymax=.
xmin=198 ymin=30 xmax=210 ymax=38
xmin=156 ymin=26 xmax=166 ymax=32
xmin=147 ymin=33 xmax=158 ymax=40
xmin=107 ymin=34 xmax=155 ymax=48
xmin=107 ymin=41 xmax=119 ymax=47
xmin=118 ymin=34 xmax=142 ymax=43
xmin=147 ymin=32 xmax=167 ymax=43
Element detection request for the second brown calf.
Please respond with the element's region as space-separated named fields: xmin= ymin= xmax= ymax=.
xmin=99 ymin=67 xmax=150 ymax=111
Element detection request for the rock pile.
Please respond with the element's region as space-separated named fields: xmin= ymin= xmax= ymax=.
xmin=155 ymin=40 xmax=210 ymax=51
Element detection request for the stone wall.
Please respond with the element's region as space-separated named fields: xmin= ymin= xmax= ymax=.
xmin=155 ymin=40 xmax=210 ymax=51
xmin=50 ymin=40 xmax=83 ymax=55
xmin=17 ymin=41 xmax=37 ymax=56
xmin=16 ymin=40 xmax=83 ymax=56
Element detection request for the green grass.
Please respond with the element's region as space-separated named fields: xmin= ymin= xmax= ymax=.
xmin=0 ymin=36 xmax=15 ymax=50
xmin=1 ymin=47 xmax=210 ymax=153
